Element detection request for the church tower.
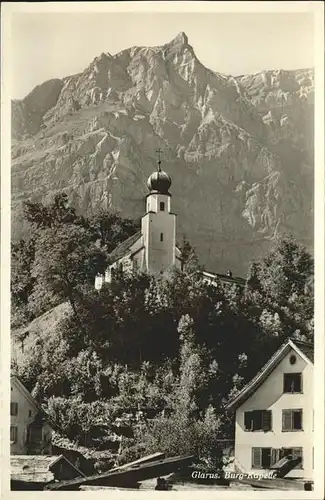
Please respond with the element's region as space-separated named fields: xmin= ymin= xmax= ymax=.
xmin=141 ymin=155 xmax=176 ymax=275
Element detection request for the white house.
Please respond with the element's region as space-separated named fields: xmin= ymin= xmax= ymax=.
xmin=225 ymin=339 xmax=314 ymax=480
xmin=95 ymin=160 xmax=246 ymax=290
xmin=11 ymin=375 xmax=53 ymax=455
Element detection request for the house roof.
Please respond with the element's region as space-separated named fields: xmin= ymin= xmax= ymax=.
xmin=11 ymin=375 xmax=39 ymax=412
xmin=108 ymin=231 xmax=142 ymax=264
xmin=50 ymin=454 xmax=86 ymax=477
xmin=11 ymin=455 xmax=85 ymax=483
xmin=294 ymin=340 xmax=314 ymax=363
xmin=225 ymin=339 xmax=314 ymax=411
xmin=11 ymin=455 xmax=60 ymax=483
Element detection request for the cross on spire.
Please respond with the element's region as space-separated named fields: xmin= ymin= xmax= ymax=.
xmin=156 ymin=148 xmax=163 ymax=172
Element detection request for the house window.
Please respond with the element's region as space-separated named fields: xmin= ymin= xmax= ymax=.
xmin=160 ymin=233 xmax=163 ymax=242
xmin=29 ymin=410 xmax=32 ymax=417
xmin=10 ymin=426 xmax=18 ymax=443
xmin=253 ymin=447 xmax=303 ymax=469
xmin=10 ymin=402 xmax=18 ymax=416
xmin=282 ymin=409 xmax=303 ymax=431
xmin=280 ymin=447 xmax=303 ymax=469
xmin=283 ymin=373 xmax=302 ymax=393
xmin=244 ymin=410 xmax=272 ymax=431
xmin=160 ymin=201 xmax=165 ymax=211
xmin=252 ymin=448 xmax=273 ymax=468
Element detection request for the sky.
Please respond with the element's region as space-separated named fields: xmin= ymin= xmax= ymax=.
xmin=10 ymin=10 xmax=315 ymax=99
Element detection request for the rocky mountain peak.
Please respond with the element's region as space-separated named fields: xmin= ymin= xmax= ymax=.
xmin=168 ymin=31 xmax=189 ymax=46
xmin=11 ymin=35 xmax=314 ymax=275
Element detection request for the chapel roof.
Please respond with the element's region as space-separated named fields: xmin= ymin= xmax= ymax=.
xmin=147 ymin=170 xmax=172 ymax=195
xmin=108 ymin=231 xmax=142 ymax=265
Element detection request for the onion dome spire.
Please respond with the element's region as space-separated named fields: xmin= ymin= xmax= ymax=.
xmin=147 ymin=148 xmax=172 ymax=194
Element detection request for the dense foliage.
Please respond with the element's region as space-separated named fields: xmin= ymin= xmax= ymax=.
xmin=11 ymin=193 xmax=139 ymax=325
xmin=11 ymin=193 xmax=314 ymax=470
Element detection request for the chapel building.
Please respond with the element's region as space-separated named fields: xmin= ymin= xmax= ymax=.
xmin=95 ymin=161 xmax=182 ymax=289
xmin=95 ymin=160 xmax=245 ymax=290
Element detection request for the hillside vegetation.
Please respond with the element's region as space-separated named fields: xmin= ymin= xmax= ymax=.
xmin=11 ymin=193 xmax=314 ymax=471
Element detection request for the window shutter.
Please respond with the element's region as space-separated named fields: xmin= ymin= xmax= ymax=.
xmin=271 ymin=448 xmax=278 ymax=466
xmin=244 ymin=411 xmax=252 ymax=430
xmin=282 ymin=410 xmax=292 ymax=431
xmin=283 ymin=374 xmax=289 ymax=392
xmin=292 ymin=447 xmax=303 ymax=468
xmin=293 ymin=410 xmax=302 ymax=430
xmin=10 ymin=426 xmax=17 ymax=443
xmin=275 ymin=448 xmax=281 ymax=464
xmin=292 ymin=448 xmax=302 ymax=458
xmin=10 ymin=402 xmax=18 ymax=416
xmin=261 ymin=448 xmax=272 ymax=468
xmin=252 ymin=447 xmax=261 ymax=468
xmin=262 ymin=410 xmax=272 ymax=431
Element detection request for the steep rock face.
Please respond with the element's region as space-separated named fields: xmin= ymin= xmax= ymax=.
xmin=11 ymin=32 xmax=314 ymax=275
xmin=12 ymin=79 xmax=64 ymax=139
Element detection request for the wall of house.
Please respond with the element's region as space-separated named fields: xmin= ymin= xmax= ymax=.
xmin=234 ymin=348 xmax=313 ymax=479
xmin=11 ymin=380 xmax=52 ymax=455
xmin=29 ymin=422 xmax=52 ymax=455
xmin=10 ymin=381 xmax=38 ymax=455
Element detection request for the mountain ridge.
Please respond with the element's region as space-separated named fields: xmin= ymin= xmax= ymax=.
xmin=11 ymin=32 xmax=314 ymax=275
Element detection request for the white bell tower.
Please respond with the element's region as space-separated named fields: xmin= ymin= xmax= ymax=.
xmin=141 ymin=151 xmax=176 ymax=275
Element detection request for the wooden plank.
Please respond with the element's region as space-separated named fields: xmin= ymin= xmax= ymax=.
xmin=46 ymin=454 xmax=195 ymax=490
xmin=109 ymin=452 xmax=165 ymax=472
xmin=11 ymin=480 xmax=51 ymax=491
xmin=235 ymin=477 xmax=311 ymax=491
xmin=80 ymin=485 xmax=141 ymax=491
xmin=270 ymin=456 xmax=302 ymax=478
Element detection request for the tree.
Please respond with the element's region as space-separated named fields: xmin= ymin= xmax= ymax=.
xmin=244 ymin=234 xmax=314 ymax=341
xmin=130 ymin=316 xmax=226 ymax=470
xmin=46 ymin=396 xmax=117 ymax=448
xmin=178 ymin=237 xmax=201 ymax=273
xmin=11 ymin=237 xmax=36 ymax=325
xmin=255 ymin=234 xmax=313 ymax=303
xmin=23 ymin=193 xmax=80 ymax=230
xmin=30 ymin=224 xmax=107 ymax=316
xmin=177 ymin=314 xmax=207 ymax=416
xmin=86 ymin=209 xmax=140 ymax=252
